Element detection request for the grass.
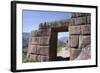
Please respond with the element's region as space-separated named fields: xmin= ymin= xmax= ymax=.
xmin=22 ymin=56 xmax=37 ymax=63
xmin=57 ymin=47 xmax=64 ymax=53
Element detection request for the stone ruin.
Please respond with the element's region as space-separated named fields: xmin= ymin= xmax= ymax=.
xmin=27 ymin=13 xmax=91 ymax=62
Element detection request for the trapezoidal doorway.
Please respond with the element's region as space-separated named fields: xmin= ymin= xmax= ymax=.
xmin=57 ymin=32 xmax=70 ymax=61
xmin=49 ymin=26 xmax=70 ymax=61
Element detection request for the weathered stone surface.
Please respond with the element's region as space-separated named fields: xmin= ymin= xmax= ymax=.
xmin=36 ymin=46 xmax=41 ymax=54
xmin=39 ymin=46 xmax=49 ymax=56
xmin=69 ymin=26 xmax=81 ymax=34
xmin=69 ymin=36 xmax=79 ymax=48
xmin=28 ymin=45 xmax=37 ymax=54
xmin=81 ymin=25 xmax=91 ymax=34
xmin=41 ymin=56 xmax=49 ymax=61
xmin=87 ymin=16 xmax=91 ymax=24
xmin=79 ymin=35 xmax=91 ymax=49
xmin=70 ymin=48 xmax=81 ymax=60
xmin=31 ymin=37 xmax=39 ymax=44
xmin=39 ymin=37 xmax=50 ymax=45
xmin=37 ymin=55 xmax=41 ymax=62
xmin=74 ymin=17 xmax=87 ymax=25
xmin=75 ymin=45 xmax=91 ymax=60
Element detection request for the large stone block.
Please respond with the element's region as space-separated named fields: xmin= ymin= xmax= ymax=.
xmin=81 ymin=25 xmax=91 ymax=34
xmin=69 ymin=26 xmax=81 ymax=34
xmin=69 ymin=35 xmax=79 ymax=48
xmin=75 ymin=45 xmax=91 ymax=60
xmin=28 ymin=45 xmax=37 ymax=54
xmin=39 ymin=37 xmax=50 ymax=45
xmin=74 ymin=16 xmax=87 ymax=25
xmin=41 ymin=56 xmax=49 ymax=61
xmin=79 ymin=35 xmax=91 ymax=49
xmin=87 ymin=16 xmax=91 ymax=24
xmin=70 ymin=48 xmax=81 ymax=60
xmin=31 ymin=37 xmax=40 ymax=44
xmin=39 ymin=46 xmax=49 ymax=56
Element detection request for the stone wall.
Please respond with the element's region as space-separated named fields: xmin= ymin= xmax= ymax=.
xmin=27 ymin=13 xmax=91 ymax=61
xmin=69 ymin=13 xmax=91 ymax=60
xmin=27 ymin=29 xmax=51 ymax=61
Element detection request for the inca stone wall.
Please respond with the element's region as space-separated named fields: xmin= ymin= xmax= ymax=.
xmin=27 ymin=13 xmax=91 ymax=61
xmin=69 ymin=13 xmax=91 ymax=60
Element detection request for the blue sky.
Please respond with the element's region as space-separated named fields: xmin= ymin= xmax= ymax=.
xmin=22 ymin=10 xmax=71 ymax=38
xmin=58 ymin=32 xmax=69 ymax=39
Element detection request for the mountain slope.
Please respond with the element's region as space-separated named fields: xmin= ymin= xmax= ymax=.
xmin=22 ymin=32 xmax=30 ymax=48
xmin=59 ymin=37 xmax=68 ymax=43
xmin=57 ymin=39 xmax=66 ymax=47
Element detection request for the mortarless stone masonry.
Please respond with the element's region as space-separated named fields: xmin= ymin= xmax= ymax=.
xmin=27 ymin=13 xmax=91 ymax=61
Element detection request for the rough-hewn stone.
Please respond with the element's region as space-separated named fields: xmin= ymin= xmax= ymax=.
xmin=28 ymin=45 xmax=37 ymax=54
xmin=39 ymin=46 xmax=49 ymax=56
xmin=87 ymin=16 xmax=91 ymax=24
xmin=79 ymin=35 xmax=91 ymax=49
xmin=81 ymin=25 xmax=91 ymax=34
xmin=74 ymin=17 xmax=87 ymax=25
xmin=75 ymin=45 xmax=91 ymax=60
xmin=36 ymin=46 xmax=41 ymax=54
xmin=31 ymin=37 xmax=39 ymax=44
xmin=69 ymin=36 xmax=79 ymax=48
xmin=69 ymin=26 xmax=81 ymax=34
xmin=39 ymin=37 xmax=50 ymax=45
xmin=70 ymin=48 xmax=81 ymax=60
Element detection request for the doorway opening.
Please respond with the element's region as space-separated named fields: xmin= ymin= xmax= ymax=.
xmin=56 ymin=32 xmax=70 ymax=61
xmin=49 ymin=26 xmax=70 ymax=61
